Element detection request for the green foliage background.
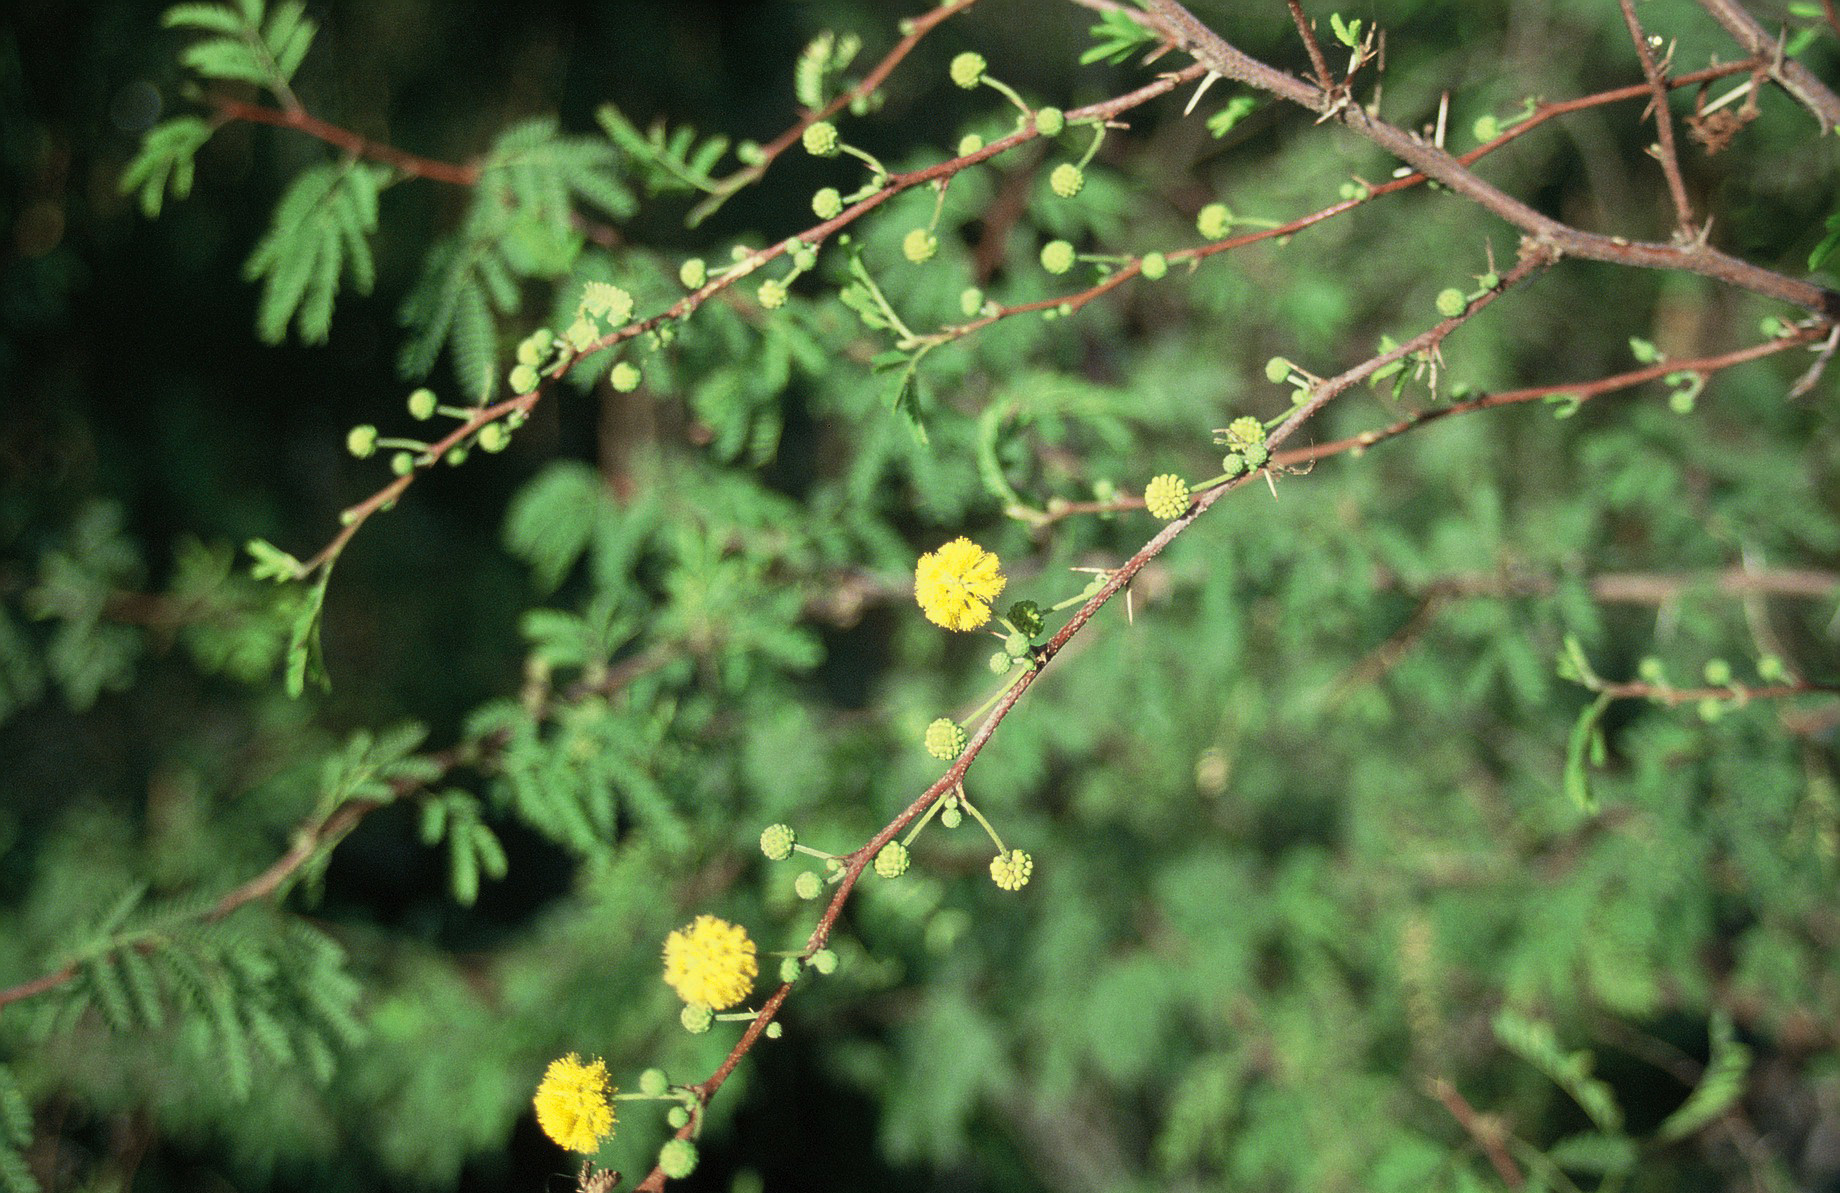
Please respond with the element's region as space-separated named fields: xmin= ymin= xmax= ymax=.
xmin=2 ymin=1 xmax=1838 ymax=1191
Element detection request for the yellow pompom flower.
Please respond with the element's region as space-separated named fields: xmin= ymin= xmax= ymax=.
xmin=533 ymin=1053 xmax=616 ymax=1154
xmin=914 ymin=538 xmax=1007 ymax=632
xmin=663 ymin=915 xmax=759 ymax=1010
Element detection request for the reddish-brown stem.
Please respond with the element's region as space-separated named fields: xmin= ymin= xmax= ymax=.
xmin=1274 ymin=328 xmax=1821 ymax=467
xmin=1617 ymin=0 xmax=1695 ymax=238
xmin=209 ymin=95 xmax=480 ymax=186
xmin=1428 ymin=1077 xmax=1525 ymax=1189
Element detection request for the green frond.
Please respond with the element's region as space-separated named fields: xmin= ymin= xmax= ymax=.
xmin=597 ymin=103 xmax=730 ymax=199
xmin=243 ymin=163 xmax=385 ymax=345
xmin=0 ymin=1067 xmax=31 ymax=1152
xmin=119 ymin=116 xmax=214 ymax=218
xmin=161 ymin=3 xmax=248 ymax=34
xmin=162 ymin=0 xmax=315 ymax=94
xmin=397 ymin=236 xmax=504 ymax=403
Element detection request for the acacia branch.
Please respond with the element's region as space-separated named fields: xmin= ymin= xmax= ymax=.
xmin=1616 ymin=0 xmax=1695 ymax=238
xmin=207 ymin=95 xmax=481 ymax=186
xmin=1696 ymin=0 xmax=1840 ymax=131
xmin=1131 ymin=0 xmax=1840 ymax=318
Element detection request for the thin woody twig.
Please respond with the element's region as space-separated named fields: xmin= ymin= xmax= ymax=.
xmin=1285 ymin=0 xmax=1334 ymax=92
xmin=1616 ymin=0 xmax=1696 ymax=239
xmin=207 ymin=95 xmax=480 ymax=186
xmin=1130 ymin=0 xmax=1840 ymax=318
xmin=1696 ymin=0 xmax=1840 ymax=131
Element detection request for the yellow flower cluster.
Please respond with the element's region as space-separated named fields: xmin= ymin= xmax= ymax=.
xmin=533 ymin=1053 xmax=616 ymax=1154
xmin=663 ymin=914 xmax=758 ymax=1010
xmin=914 ymin=538 xmax=1006 ymax=631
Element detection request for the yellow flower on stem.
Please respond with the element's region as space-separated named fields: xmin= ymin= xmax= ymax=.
xmin=533 ymin=1053 xmax=616 ymax=1154
xmin=915 ymin=538 xmax=1007 ymax=631
xmin=663 ymin=914 xmax=759 ymax=1010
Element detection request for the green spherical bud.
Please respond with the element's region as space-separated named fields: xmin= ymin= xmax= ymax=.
xmin=903 ymin=227 xmax=939 ymax=264
xmin=810 ymin=948 xmax=838 ymax=975
xmin=666 ymin=1106 xmax=691 ymax=1129
xmin=609 ymin=361 xmax=642 ymax=392
xmin=794 ymin=870 xmax=823 ymax=900
xmin=802 ymin=121 xmax=840 ymax=157
xmin=1224 ymin=415 xmax=1266 ymax=450
xmin=509 ymin=363 xmax=540 ymax=395
xmin=949 ymin=51 xmax=987 ymax=89
xmin=1697 ymin=696 xmax=1725 ymax=723
xmin=1040 ymin=239 xmax=1076 ymax=274
xmin=1049 ymin=162 xmax=1084 ymax=198
xmin=957 ymin=133 xmax=984 ymax=156
xmin=515 ymin=338 xmax=541 ymax=367
xmin=406 ymin=388 xmax=439 ymax=421
xmin=874 ymin=841 xmax=911 ymax=879
xmin=346 ymin=424 xmax=379 ymax=459
xmin=737 ymin=139 xmax=765 ymax=165
xmin=1637 ymin=656 xmax=1666 ymax=683
xmin=760 ymin=822 xmax=797 ymax=861
xmin=1435 ymin=288 xmax=1468 ymax=318
xmin=1264 ymin=356 xmax=1292 ymax=384
xmin=680 ymin=1003 xmax=713 ymax=1034
xmin=757 ymin=278 xmax=788 ymax=310
xmin=1473 ymin=114 xmax=1502 ymax=143
xmin=989 ymin=650 xmax=1015 ymax=675
xmin=658 ymin=1139 xmax=698 ymax=1179
xmin=1669 ymin=388 xmax=1695 ymax=415
xmin=811 ymin=187 xmax=843 ymax=220
xmin=1140 ymin=251 xmax=1168 ymax=280
xmin=940 ymin=804 xmax=963 ymax=829
xmin=1197 ymin=202 xmax=1232 ymax=239
xmin=1242 ymin=443 xmax=1270 ymax=469
xmin=1221 ymin=452 xmax=1246 ymax=476
xmin=445 ymin=446 xmax=468 ymax=466
xmin=779 ymin=956 xmax=803 ymax=984
xmin=765 ymin=1021 xmax=783 ymax=1039
xmin=793 ymin=246 xmax=817 ymax=271
xmin=1034 ymin=107 xmax=1065 ymax=137
xmin=679 ymin=257 xmax=708 ymax=289
xmin=1093 ymin=478 xmax=1117 ymax=502
xmin=924 ymin=718 xmax=967 ymax=760
xmin=1758 ymin=654 xmax=1788 ymax=683
xmin=989 ymin=848 xmax=1034 ymax=891
xmin=390 ymin=451 xmax=415 ymax=476
xmin=1006 ymin=600 xmax=1044 ymax=637
xmin=478 ymin=422 xmax=509 ymax=453
xmin=638 ymin=1067 xmax=669 ymax=1096
xmin=1144 ymin=473 xmax=1191 ymax=520
xmin=960 ymin=287 xmax=984 ymax=317
xmin=1703 ymin=658 xmax=1733 ymax=686
xmin=1004 ymin=631 xmax=1031 ymax=658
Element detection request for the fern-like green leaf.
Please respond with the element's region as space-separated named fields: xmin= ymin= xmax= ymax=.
xmin=243 ymin=163 xmax=385 ymax=345
xmin=119 ymin=116 xmax=214 ymax=218
xmin=1658 ymin=1012 xmax=1752 ymax=1141
xmin=163 ymin=0 xmax=316 ymax=94
xmin=0 ymin=1067 xmax=31 ymax=1151
xmin=1494 ymin=1009 xmax=1624 ymax=1133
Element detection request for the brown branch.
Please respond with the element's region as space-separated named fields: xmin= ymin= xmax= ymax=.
xmin=1616 ymin=0 xmax=1696 ymax=238
xmin=1285 ymin=0 xmax=1334 ymax=92
xmin=1596 ymin=678 xmax=1840 ymax=705
xmin=1697 ymin=0 xmax=1840 ymax=131
xmin=1275 ymin=327 xmax=1822 ymax=467
xmin=207 ymin=95 xmax=480 ymax=186
xmin=1131 ymin=0 xmax=1840 ymax=318
xmin=1826 ymin=0 xmax=1840 ymax=42
xmin=1427 ymin=1077 xmax=1525 ymax=1190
